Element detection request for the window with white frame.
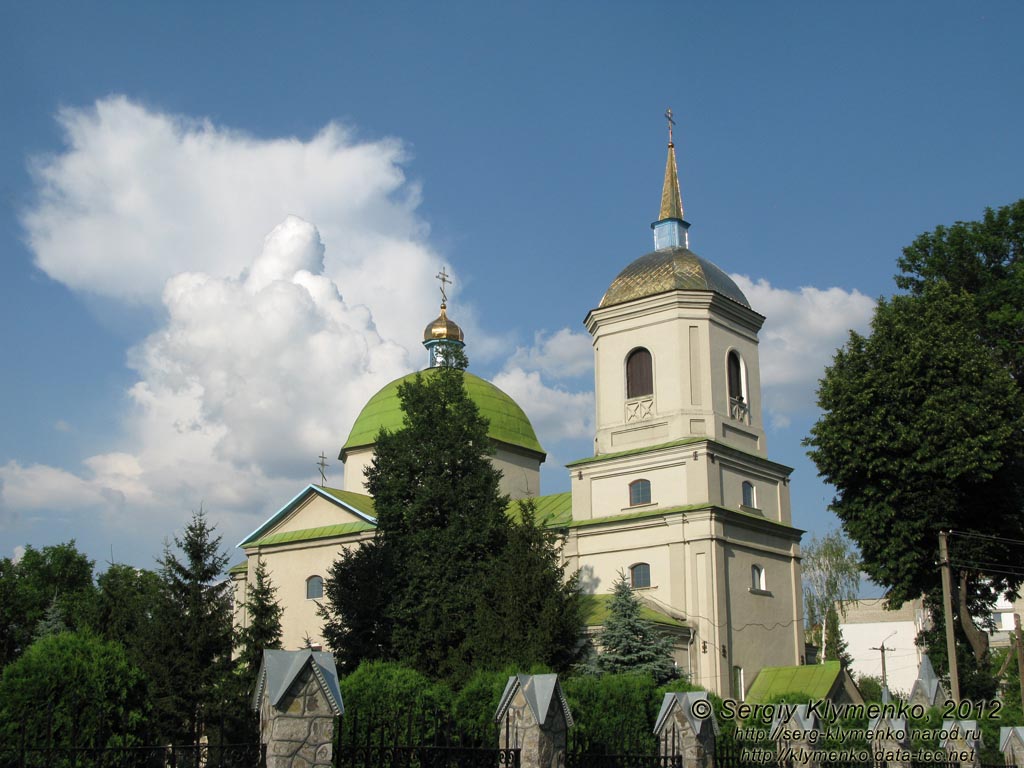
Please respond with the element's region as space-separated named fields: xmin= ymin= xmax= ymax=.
xmin=751 ymin=564 xmax=766 ymax=592
xmin=741 ymin=481 xmax=757 ymax=509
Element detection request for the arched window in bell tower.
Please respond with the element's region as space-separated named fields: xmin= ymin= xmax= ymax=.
xmin=727 ymin=350 xmax=749 ymax=421
xmin=626 ymin=348 xmax=653 ymax=399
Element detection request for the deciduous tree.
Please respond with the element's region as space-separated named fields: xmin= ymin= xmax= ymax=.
xmin=806 ymin=282 xmax=1024 ymax=608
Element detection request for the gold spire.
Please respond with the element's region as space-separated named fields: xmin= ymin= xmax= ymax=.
xmin=658 ymin=108 xmax=684 ymax=221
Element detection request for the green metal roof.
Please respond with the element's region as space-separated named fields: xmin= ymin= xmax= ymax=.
xmin=229 ymin=560 xmax=248 ymax=575
xmin=341 ymin=370 xmax=544 ymax=458
xmin=238 ymin=485 xmax=376 ymax=548
xmin=507 ymin=492 xmax=573 ymax=528
xmin=566 ymin=438 xmax=706 ymax=467
xmin=318 ymin=487 xmax=375 ymax=517
xmin=745 ymin=662 xmax=843 ymax=704
xmin=249 ymin=520 xmax=375 ymax=547
xmin=580 ymin=593 xmax=687 ymax=628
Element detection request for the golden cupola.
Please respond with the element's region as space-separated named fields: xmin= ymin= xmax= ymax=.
xmin=422 ymin=267 xmax=466 ymax=367
xmin=423 ymin=304 xmax=465 ymax=344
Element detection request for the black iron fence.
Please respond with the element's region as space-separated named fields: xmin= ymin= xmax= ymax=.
xmin=0 ymin=741 xmax=264 ymax=768
xmin=565 ymin=729 xmax=683 ymax=768
xmin=333 ymin=710 xmax=519 ymax=768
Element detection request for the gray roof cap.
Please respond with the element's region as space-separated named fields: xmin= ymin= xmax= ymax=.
xmin=942 ymin=720 xmax=981 ymax=749
xmin=653 ymin=692 xmax=719 ymax=736
xmin=252 ymin=649 xmax=343 ymax=716
xmin=495 ymin=674 xmax=574 ymax=728
xmin=1000 ymin=727 xmax=1024 ymax=752
xmin=771 ymin=704 xmax=818 ymax=733
xmin=909 ymin=655 xmax=944 ymax=705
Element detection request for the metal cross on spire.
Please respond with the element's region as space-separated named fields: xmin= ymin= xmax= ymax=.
xmin=316 ymin=452 xmax=328 ymax=487
xmin=665 ymin=108 xmax=676 ymax=146
xmin=435 ymin=267 xmax=452 ymax=307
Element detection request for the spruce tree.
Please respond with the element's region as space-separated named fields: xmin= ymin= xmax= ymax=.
xmin=155 ymin=509 xmax=234 ymax=743
xmin=595 ymin=572 xmax=677 ymax=684
xmin=237 ymin=556 xmax=283 ymax=676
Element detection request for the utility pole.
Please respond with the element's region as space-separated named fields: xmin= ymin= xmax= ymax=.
xmin=1015 ymin=614 xmax=1024 ymax=709
xmin=939 ymin=531 xmax=960 ymax=704
xmin=871 ymin=632 xmax=896 ymax=689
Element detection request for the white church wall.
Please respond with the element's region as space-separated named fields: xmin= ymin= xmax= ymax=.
xmin=239 ymin=537 xmax=367 ymax=651
xmin=270 ymin=494 xmax=368 ymax=534
xmin=344 ymin=444 xmax=540 ymax=500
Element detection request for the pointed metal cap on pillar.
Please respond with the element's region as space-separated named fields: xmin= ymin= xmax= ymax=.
xmin=651 ymin=108 xmax=691 ymax=250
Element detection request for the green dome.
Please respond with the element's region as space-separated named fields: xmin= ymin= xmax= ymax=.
xmin=341 ymin=370 xmax=545 ymax=459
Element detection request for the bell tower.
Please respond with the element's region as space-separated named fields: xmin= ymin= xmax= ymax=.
xmin=585 ymin=121 xmax=768 ymax=459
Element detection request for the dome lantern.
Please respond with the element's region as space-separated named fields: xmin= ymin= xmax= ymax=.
xmin=423 ymin=266 xmax=466 ymax=367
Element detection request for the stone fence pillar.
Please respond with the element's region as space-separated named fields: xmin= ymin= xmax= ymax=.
xmin=942 ymin=720 xmax=981 ymax=768
xmin=653 ymin=692 xmax=718 ymax=768
xmin=253 ymin=649 xmax=344 ymax=768
xmin=1001 ymin=727 xmax=1024 ymax=767
xmin=867 ymin=713 xmax=910 ymax=768
xmin=495 ymin=673 xmax=574 ymax=768
xmin=772 ymin=704 xmax=820 ymax=768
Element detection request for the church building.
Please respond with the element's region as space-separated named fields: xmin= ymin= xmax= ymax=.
xmin=232 ymin=126 xmax=805 ymax=699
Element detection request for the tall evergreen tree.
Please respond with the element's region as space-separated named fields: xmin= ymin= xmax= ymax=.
xmin=821 ymin=605 xmax=852 ymax=668
xmin=595 ymin=572 xmax=677 ymax=684
xmin=321 ymin=346 xmax=584 ymax=681
xmin=154 ymin=509 xmax=234 ymax=743
xmin=237 ymin=556 xmax=283 ymax=676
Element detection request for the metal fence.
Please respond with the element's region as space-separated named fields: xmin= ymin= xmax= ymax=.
xmin=333 ymin=710 xmax=519 ymax=768
xmin=0 ymin=742 xmax=264 ymax=768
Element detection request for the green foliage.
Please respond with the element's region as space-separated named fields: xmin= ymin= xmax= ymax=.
xmin=0 ymin=631 xmax=149 ymax=750
xmin=451 ymin=667 xmax=520 ymax=747
xmin=322 ymin=353 xmax=584 ymax=682
xmin=338 ymin=661 xmax=453 ymax=744
xmin=822 ymin=606 xmax=852 ymax=668
xmin=896 ymin=198 xmax=1024 ymax=383
xmin=915 ymin=592 xmax=999 ymax=702
xmin=594 ymin=572 xmax=678 ymax=684
xmin=466 ymin=500 xmax=587 ymax=673
xmin=856 ymin=674 xmax=883 ymax=703
xmin=802 ymin=530 xmax=860 ymax=633
xmin=321 ymin=538 xmax=395 ymax=673
xmin=89 ymin=564 xmax=163 ymax=672
xmin=806 ymin=282 xmax=1024 ymax=608
xmin=154 ymin=509 xmax=237 ymax=742
xmin=562 ymin=673 xmax=663 ymax=754
xmin=0 ymin=542 xmax=96 ymax=666
xmin=236 ymin=556 xmax=283 ymax=677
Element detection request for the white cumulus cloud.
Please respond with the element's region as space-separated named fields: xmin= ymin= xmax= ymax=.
xmin=3 ymin=217 xmax=413 ymax=537
xmin=732 ymin=275 xmax=876 ymax=427
xmin=23 ymin=96 xmax=444 ymax=349
xmin=492 ymin=368 xmax=594 ymax=444
xmin=506 ymin=328 xmax=593 ymax=380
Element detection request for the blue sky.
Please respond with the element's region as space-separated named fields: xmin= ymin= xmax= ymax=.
xmin=2 ymin=2 xmax=1022 ymax=575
